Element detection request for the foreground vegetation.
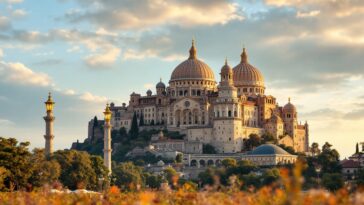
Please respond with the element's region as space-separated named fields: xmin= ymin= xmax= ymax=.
xmin=0 ymin=164 xmax=363 ymax=205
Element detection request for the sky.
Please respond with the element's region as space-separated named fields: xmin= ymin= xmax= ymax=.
xmin=0 ymin=0 xmax=363 ymax=158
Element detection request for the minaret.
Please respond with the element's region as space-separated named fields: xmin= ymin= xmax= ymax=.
xmin=44 ymin=92 xmax=55 ymax=157
xmin=103 ymin=103 xmax=112 ymax=175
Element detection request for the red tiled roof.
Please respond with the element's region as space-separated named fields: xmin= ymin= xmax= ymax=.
xmin=341 ymin=159 xmax=361 ymax=168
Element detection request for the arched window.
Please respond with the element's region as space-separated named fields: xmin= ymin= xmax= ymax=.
xmin=228 ymin=110 xmax=232 ymax=117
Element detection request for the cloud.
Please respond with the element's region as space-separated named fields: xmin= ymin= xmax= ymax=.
xmin=79 ymin=92 xmax=107 ymax=103
xmin=84 ymin=45 xmax=120 ymax=67
xmin=0 ymin=0 xmax=23 ymax=4
xmin=296 ymin=10 xmax=320 ymax=18
xmin=344 ymin=109 xmax=364 ymax=120
xmin=11 ymin=9 xmax=27 ymax=18
xmin=0 ymin=118 xmax=14 ymax=126
xmin=63 ymin=89 xmax=76 ymax=96
xmin=123 ymin=49 xmax=184 ymax=61
xmin=0 ymin=48 xmax=3 ymax=58
xmin=64 ymin=0 xmax=243 ymax=30
xmin=0 ymin=16 xmax=11 ymax=29
xmin=0 ymin=29 xmax=122 ymax=68
xmin=0 ymin=61 xmax=52 ymax=87
xmin=143 ymin=83 xmax=154 ymax=89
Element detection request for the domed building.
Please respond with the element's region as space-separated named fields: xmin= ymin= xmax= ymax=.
xmin=89 ymin=40 xmax=309 ymax=157
xmin=241 ymin=144 xmax=297 ymax=166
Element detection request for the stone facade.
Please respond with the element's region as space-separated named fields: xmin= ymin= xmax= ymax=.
xmin=88 ymin=41 xmax=309 ymax=153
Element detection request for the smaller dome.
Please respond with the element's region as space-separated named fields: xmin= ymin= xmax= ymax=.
xmin=156 ymin=78 xmax=166 ymax=88
xmin=147 ymin=89 xmax=152 ymax=96
xmin=221 ymin=58 xmax=232 ymax=73
xmin=250 ymin=144 xmax=290 ymax=155
xmin=283 ymin=98 xmax=296 ymax=112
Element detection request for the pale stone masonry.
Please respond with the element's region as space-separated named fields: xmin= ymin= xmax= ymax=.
xmin=89 ymin=41 xmax=309 ymax=154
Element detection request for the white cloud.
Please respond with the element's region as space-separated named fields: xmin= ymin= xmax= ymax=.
xmin=66 ymin=0 xmax=243 ymax=30
xmin=296 ymin=10 xmax=320 ymax=18
xmin=143 ymin=83 xmax=154 ymax=89
xmin=63 ymin=89 xmax=76 ymax=96
xmin=84 ymin=45 xmax=120 ymax=67
xmin=0 ymin=16 xmax=10 ymax=29
xmin=12 ymin=9 xmax=27 ymax=18
xmin=0 ymin=118 xmax=14 ymax=126
xmin=123 ymin=49 xmax=185 ymax=61
xmin=67 ymin=45 xmax=81 ymax=53
xmin=0 ymin=61 xmax=52 ymax=87
xmin=79 ymin=92 xmax=107 ymax=103
xmin=0 ymin=0 xmax=23 ymax=4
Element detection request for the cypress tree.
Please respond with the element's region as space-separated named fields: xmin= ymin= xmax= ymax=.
xmin=139 ymin=112 xmax=144 ymax=126
xmin=356 ymin=143 xmax=359 ymax=154
xmin=129 ymin=112 xmax=139 ymax=138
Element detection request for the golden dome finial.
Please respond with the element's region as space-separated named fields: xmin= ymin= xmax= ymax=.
xmin=225 ymin=57 xmax=228 ymax=65
xmin=189 ymin=38 xmax=197 ymax=59
xmin=241 ymin=46 xmax=248 ymax=63
xmin=288 ymin=97 xmax=291 ymax=103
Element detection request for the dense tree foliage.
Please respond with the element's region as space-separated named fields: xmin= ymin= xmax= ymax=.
xmin=52 ymin=150 xmax=108 ymax=190
xmin=28 ymin=149 xmax=61 ymax=188
xmin=129 ymin=112 xmax=139 ymax=138
xmin=203 ymin=144 xmax=217 ymax=154
xmin=0 ymin=137 xmax=33 ymax=191
xmin=113 ymin=162 xmax=144 ymax=191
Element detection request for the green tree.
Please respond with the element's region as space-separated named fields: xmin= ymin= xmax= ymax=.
xmin=29 ymin=148 xmax=61 ymax=188
xmin=139 ymin=113 xmax=144 ymax=126
xmin=0 ymin=167 xmax=9 ymax=191
xmin=113 ymin=162 xmax=144 ymax=190
xmin=53 ymin=150 xmax=103 ymax=190
xmin=322 ymin=173 xmax=344 ymax=191
xmin=244 ymin=134 xmax=261 ymax=151
xmin=0 ymin=137 xmax=33 ymax=191
xmin=262 ymin=168 xmax=280 ymax=186
xmin=175 ymin=153 xmax=183 ymax=163
xmin=262 ymin=133 xmax=277 ymax=144
xmin=163 ymin=167 xmax=178 ymax=186
xmin=203 ymin=144 xmax=217 ymax=154
xmin=145 ymin=173 xmax=162 ymax=189
xmin=222 ymin=158 xmax=237 ymax=169
xmin=356 ymin=143 xmax=359 ymax=154
xmin=356 ymin=169 xmax=364 ymax=187
xmin=318 ymin=142 xmax=341 ymax=174
xmin=310 ymin=142 xmax=320 ymax=156
xmin=129 ymin=112 xmax=139 ymax=138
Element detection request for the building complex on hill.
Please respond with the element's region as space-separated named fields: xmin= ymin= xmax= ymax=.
xmin=84 ymin=40 xmax=309 ymax=172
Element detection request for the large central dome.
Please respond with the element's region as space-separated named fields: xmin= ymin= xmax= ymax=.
xmin=170 ymin=41 xmax=215 ymax=82
xmin=233 ymin=48 xmax=264 ymax=87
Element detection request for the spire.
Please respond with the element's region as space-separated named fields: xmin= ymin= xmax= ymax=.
xmin=160 ymin=77 xmax=162 ymax=82
xmin=288 ymin=97 xmax=291 ymax=103
xmin=47 ymin=92 xmax=53 ymax=102
xmin=240 ymin=47 xmax=248 ymax=63
xmin=189 ymin=38 xmax=197 ymax=59
xmin=225 ymin=57 xmax=228 ymax=65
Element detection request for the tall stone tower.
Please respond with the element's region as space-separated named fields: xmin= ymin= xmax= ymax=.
xmin=103 ymin=103 xmax=112 ymax=175
xmin=212 ymin=59 xmax=242 ymax=153
xmin=44 ymin=92 xmax=55 ymax=157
